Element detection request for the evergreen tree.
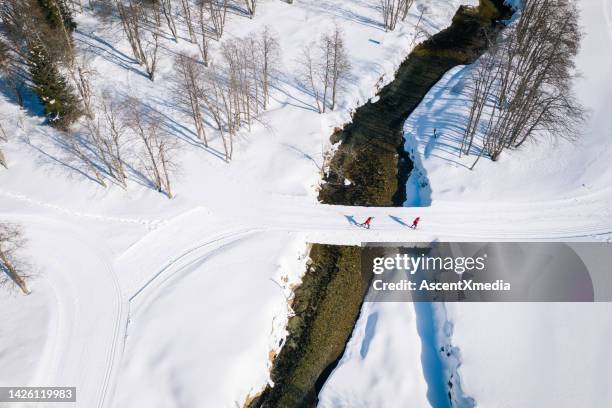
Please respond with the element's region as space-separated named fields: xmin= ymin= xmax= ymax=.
xmin=37 ymin=0 xmax=77 ymax=32
xmin=28 ymin=41 xmax=80 ymax=130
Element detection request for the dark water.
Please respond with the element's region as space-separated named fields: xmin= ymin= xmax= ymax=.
xmin=319 ymin=0 xmax=512 ymax=207
xmin=251 ymin=2 xmax=514 ymax=407
xmin=314 ymin=0 xmax=513 ymax=404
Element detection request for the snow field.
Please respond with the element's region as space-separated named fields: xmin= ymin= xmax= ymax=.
xmin=1 ymin=0 xmax=612 ymax=407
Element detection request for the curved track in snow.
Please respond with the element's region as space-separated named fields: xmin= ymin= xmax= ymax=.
xmin=1 ymin=171 xmax=611 ymax=406
xmin=2 ymin=0 xmax=612 ymax=404
xmin=0 ymin=215 xmax=127 ymax=408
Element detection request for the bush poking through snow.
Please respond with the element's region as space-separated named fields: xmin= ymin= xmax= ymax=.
xmin=0 ymin=223 xmax=30 ymax=295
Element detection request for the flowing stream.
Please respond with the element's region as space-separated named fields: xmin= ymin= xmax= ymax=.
xmin=250 ymin=2 xmax=513 ymax=407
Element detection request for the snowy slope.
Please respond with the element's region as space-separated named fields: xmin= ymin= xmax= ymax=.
xmin=0 ymin=1 xmax=480 ymax=408
xmin=321 ymin=1 xmax=612 ymax=407
xmin=1 ymin=0 xmax=611 ymax=407
xmin=317 ymin=302 xmax=431 ymax=408
xmin=0 ymin=217 xmax=125 ymax=408
xmin=403 ymin=0 xmax=612 ymax=205
xmin=448 ymin=302 xmax=612 ymax=407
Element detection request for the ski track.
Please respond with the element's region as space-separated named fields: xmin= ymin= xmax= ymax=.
xmin=0 ymin=189 xmax=166 ymax=230
xmin=2 ymin=174 xmax=611 ymax=408
xmin=0 ymin=214 xmax=127 ymax=408
xmin=3 ymin=0 xmax=612 ymax=403
xmin=124 ymin=228 xmax=260 ymax=302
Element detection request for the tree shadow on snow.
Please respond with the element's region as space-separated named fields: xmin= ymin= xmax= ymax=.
xmin=360 ymin=311 xmax=378 ymax=358
xmin=0 ymin=73 xmax=45 ymax=120
xmin=75 ymin=30 xmax=150 ymax=80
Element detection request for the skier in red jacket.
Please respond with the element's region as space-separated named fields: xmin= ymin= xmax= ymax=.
xmin=361 ymin=217 xmax=374 ymax=229
xmin=410 ymin=217 xmax=420 ymax=229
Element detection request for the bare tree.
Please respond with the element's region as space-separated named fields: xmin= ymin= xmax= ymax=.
xmin=206 ymin=0 xmax=228 ymax=39
xmin=174 ymin=53 xmax=208 ymax=145
xmin=198 ymin=0 xmax=211 ymax=65
xmin=180 ymin=0 xmax=197 ymax=43
xmin=143 ymin=1 xmax=161 ymax=80
xmin=401 ymin=0 xmax=415 ymax=21
xmin=167 ymin=30 xmax=281 ymax=162
xmin=116 ymin=0 xmax=160 ymax=79
xmin=160 ymin=0 xmax=178 ymax=41
xmin=297 ymin=26 xmax=350 ymax=113
xmin=380 ymin=0 xmax=414 ymax=31
xmin=410 ymin=5 xmax=429 ymax=47
xmin=462 ymin=0 xmax=584 ymax=168
xmin=97 ymin=93 xmax=128 ymax=186
xmin=0 ymin=223 xmax=30 ymax=295
xmin=244 ymin=0 xmax=256 ymax=18
xmin=116 ymin=0 xmax=146 ymax=64
xmin=126 ymin=100 xmax=177 ymax=197
xmin=462 ymin=44 xmax=500 ymax=157
xmin=257 ymin=26 xmax=280 ymax=109
xmin=200 ymin=41 xmax=257 ymax=162
xmin=327 ymin=24 xmax=350 ymax=110
xmin=200 ymin=66 xmax=233 ymax=160
xmin=298 ymin=44 xmax=323 ymax=113
xmin=0 ymin=121 xmax=7 ymax=168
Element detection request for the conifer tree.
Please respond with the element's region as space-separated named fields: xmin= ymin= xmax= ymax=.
xmin=37 ymin=0 xmax=77 ymax=32
xmin=29 ymin=40 xmax=80 ymax=130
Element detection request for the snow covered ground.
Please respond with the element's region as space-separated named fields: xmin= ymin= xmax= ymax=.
xmin=404 ymin=0 xmax=612 ymax=206
xmin=448 ymin=302 xmax=612 ymax=407
xmin=0 ymin=1 xmax=480 ymax=407
xmin=320 ymin=1 xmax=612 ymax=407
xmin=1 ymin=0 xmax=611 ymax=407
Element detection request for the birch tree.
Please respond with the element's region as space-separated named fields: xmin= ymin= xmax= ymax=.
xmin=198 ymin=0 xmax=210 ymax=65
xmin=206 ymin=0 xmax=228 ymax=39
xmin=143 ymin=1 xmax=161 ymax=80
xmin=244 ymin=0 xmax=256 ymax=18
xmin=116 ymin=0 xmax=160 ymax=79
xmin=116 ymin=0 xmax=146 ymax=64
xmin=462 ymin=0 xmax=583 ymax=167
xmin=126 ymin=100 xmax=177 ymax=197
xmin=298 ymin=26 xmax=350 ymax=113
xmin=298 ymin=44 xmax=323 ymax=113
xmin=258 ymin=26 xmax=280 ymax=109
xmin=327 ymin=24 xmax=350 ymax=111
xmin=201 ymin=65 xmax=234 ymax=160
xmin=95 ymin=93 xmax=128 ymax=186
xmin=160 ymin=0 xmax=178 ymax=41
xmin=380 ymin=0 xmax=414 ymax=31
xmin=174 ymin=53 xmax=208 ymax=145
xmin=180 ymin=0 xmax=197 ymax=43
xmin=0 ymin=223 xmax=30 ymax=295
xmin=0 ymin=121 xmax=7 ymax=168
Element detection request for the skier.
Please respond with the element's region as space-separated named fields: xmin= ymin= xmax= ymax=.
xmin=410 ymin=216 xmax=420 ymax=229
xmin=361 ymin=216 xmax=374 ymax=229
